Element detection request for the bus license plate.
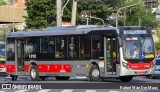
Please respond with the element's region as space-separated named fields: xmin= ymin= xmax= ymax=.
xmin=138 ymin=72 xmax=144 ymax=75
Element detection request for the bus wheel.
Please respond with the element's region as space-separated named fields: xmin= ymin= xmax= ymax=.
xmin=10 ymin=75 xmax=18 ymax=81
xmin=119 ymin=76 xmax=133 ymax=82
xmin=29 ymin=65 xmax=40 ymax=81
xmin=89 ymin=65 xmax=101 ymax=81
xmin=55 ymin=76 xmax=70 ymax=80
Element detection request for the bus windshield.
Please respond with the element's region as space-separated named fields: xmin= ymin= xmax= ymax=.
xmin=123 ymin=36 xmax=154 ymax=59
xmin=0 ymin=44 xmax=5 ymax=58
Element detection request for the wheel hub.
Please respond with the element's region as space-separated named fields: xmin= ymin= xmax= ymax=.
xmin=92 ymin=69 xmax=99 ymax=77
xmin=31 ymin=69 xmax=36 ymax=78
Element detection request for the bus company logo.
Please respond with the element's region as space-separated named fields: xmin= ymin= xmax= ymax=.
xmin=2 ymin=84 xmax=11 ymax=89
xmin=1 ymin=84 xmax=42 ymax=89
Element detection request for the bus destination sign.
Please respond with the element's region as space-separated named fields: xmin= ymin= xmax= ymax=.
xmin=123 ymin=30 xmax=147 ymax=35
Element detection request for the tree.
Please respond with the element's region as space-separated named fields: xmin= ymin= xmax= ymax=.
xmin=0 ymin=0 xmax=7 ymax=6
xmin=24 ymin=0 xmax=56 ymax=29
xmin=110 ymin=0 xmax=159 ymax=28
xmin=76 ymin=1 xmax=112 ymax=25
xmin=24 ymin=0 xmax=159 ymax=29
xmin=25 ymin=0 xmax=112 ymax=29
xmin=0 ymin=0 xmax=7 ymax=40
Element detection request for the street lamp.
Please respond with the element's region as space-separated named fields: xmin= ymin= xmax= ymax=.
xmin=90 ymin=16 xmax=105 ymax=26
xmin=116 ymin=2 xmax=144 ymax=27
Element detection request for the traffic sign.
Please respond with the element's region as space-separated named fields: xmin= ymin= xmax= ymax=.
xmin=81 ymin=10 xmax=91 ymax=20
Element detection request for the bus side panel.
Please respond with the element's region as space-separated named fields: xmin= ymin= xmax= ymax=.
xmin=29 ymin=60 xmax=94 ymax=77
xmin=6 ymin=64 xmax=15 ymax=73
xmin=6 ymin=60 xmax=99 ymax=77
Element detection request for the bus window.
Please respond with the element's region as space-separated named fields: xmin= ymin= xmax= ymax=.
xmin=68 ymin=36 xmax=79 ymax=59
xmin=7 ymin=38 xmax=15 ymax=61
xmin=80 ymin=36 xmax=91 ymax=59
xmin=55 ymin=37 xmax=66 ymax=58
xmin=41 ymin=37 xmax=55 ymax=53
xmin=92 ymin=35 xmax=104 ymax=59
xmin=25 ymin=38 xmax=40 ymax=60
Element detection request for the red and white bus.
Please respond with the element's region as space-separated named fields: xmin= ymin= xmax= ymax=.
xmin=6 ymin=25 xmax=155 ymax=81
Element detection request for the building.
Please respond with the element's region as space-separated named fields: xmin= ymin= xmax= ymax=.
xmin=0 ymin=0 xmax=27 ymax=31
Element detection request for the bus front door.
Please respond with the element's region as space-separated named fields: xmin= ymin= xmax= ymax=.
xmin=16 ymin=39 xmax=25 ymax=74
xmin=104 ymin=37 xmax=117 ymax=76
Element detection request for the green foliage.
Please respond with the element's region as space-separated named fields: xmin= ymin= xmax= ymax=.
xmin=24 ymin=0 xmax=159 ymax=29
xmin=0 ymin=0 xmax=7 ymax=6
xmin=113 ymin=0 xmax=159 ymax=28
xmin=0 ymin=25 xmax=14 ymax=40
xmin=76 ymin=2 xmax=112 ymax=25
xmin=155 ymin=42 xmax=160 ymax=53
xmin=25 ymin=0 xmax=56 ymax=29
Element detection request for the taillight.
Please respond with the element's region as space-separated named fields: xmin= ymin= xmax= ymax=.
xmin=0 ymin=64 xmax=5 ymax=68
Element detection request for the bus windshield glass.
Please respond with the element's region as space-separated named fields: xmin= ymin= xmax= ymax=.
xmin=123 ymin=36 xmax=154 ymax=59
xmin=0 ymin=44 xmax=5 ymax=58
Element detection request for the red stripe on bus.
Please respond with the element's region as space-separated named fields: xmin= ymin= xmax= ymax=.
xmin=0 ymin=64 xmax=5 ymax=68
xmin=6 ymin=64 xmax=71 ymax=73
xmin=25 ymin=65 xmax=29 ymax=72
xmin=37 ymin=64 xmax=71 ymax=73
xmin=128 ymin=61 xmax=153 ymax=70
xmin=6 ymin=64 xmax=15 ymax=72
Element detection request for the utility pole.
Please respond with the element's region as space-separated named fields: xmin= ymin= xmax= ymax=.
xmin=13 ymin=0 xmax=15 ymax=32
xmin=71 ymin=0 xmax=77 ymax=26
xmin=56 ymin=0 xmax=62 ymax=26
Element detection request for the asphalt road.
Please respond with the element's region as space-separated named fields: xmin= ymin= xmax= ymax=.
xmin=0 ymin=76 xmax=159 ymax=92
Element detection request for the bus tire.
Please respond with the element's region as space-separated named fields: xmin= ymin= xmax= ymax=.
xmin=55 ymin=76 xmax=70 ymax=80
xmin=119 ymin=76 xmax=133 ymax=82
xmin=89 ymin=65 xmax=102 ymax=81
xmin=29 ymin=65 xmax=40 ymax=81
xmin=10 ymin=75 xmax=18 ymax=81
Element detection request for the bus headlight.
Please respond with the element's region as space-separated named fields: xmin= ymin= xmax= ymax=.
xmin=122 ymin=62 xmax=129 ymax=69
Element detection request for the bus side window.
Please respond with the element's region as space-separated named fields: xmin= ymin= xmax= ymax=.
xmin=55 ymin=37 xmax=66 ymax=59
xmin=92 ymin=35 xmax=104 ymax=59
xmin=41 ymin=37 xmax=55 ymax=54
xmin=7 ymin=38 xmax=15 ymax=61
xmin=68 ymin=36 xmax=79 ymax=59
xmin=80 ymin=36 xmax=91 ymax=59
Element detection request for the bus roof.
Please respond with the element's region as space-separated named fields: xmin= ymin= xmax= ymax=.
xmin=6 ymin=26 xmax=149 ymax=38
xmin=6 ymin=25 xmax=118 ymax=38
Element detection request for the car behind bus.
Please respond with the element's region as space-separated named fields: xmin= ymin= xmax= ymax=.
xmin=147 ymin=56 xmax=160 ymax=78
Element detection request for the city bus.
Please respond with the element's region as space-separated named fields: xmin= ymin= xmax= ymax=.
xmin=5 ymin=25 xmax=156 ymax=81
xmin=0 ymin=40 xmax=7 ymax=76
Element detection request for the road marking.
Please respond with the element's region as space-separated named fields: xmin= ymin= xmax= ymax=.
xmin=85 ymin=90 xmax=96 ymax=92
xmin=61 ymin=89 xmax=73 ymax=92
xmin=14 ymin=90 xmax=28 ymax=92
xmin=109 ymin=91 xmax=119 ymax=92
xmin=37 ymin=89 xmax=51 ymax=92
